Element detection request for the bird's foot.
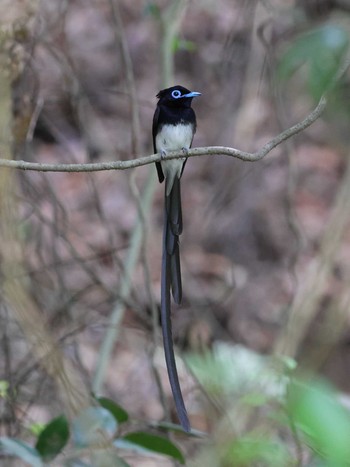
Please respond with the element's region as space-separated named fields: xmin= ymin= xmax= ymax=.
xmin=160 ymin=149 xmax=167 ymax=160
xmin=181 ymin=147 xmax=189 ymax=156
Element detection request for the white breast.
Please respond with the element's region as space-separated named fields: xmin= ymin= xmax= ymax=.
xmin=155 ymin=123 xmax=194 ymax=152
xmin=156 ymin=123 xmax=193 ymax=194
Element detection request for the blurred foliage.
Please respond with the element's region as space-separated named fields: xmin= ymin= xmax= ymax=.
xmin=0 ymin=346 xmax=334 ymax=466
xmin=288 ymin=379 xmax=350 ymax=466
xmin=0 ymin=380 xmax=9 ymax=398
xmin=116 ymin=432 xmax=185 ymax=464
xmin=0 ymin=396 xmax=186 ymax=465
xmin=28 ymin=422 xmax=46 ymax=437
xmin=187 ymin=344 xmax=350 ymax=467
xmin=278 ymin=24 xmax=349 ymax=101
xmin=97 ymin=396 xmax=129 ymax=424
xmin=172 ymin=37 xmax=197 ymax=52
xmin=222 ymin=435 xmax=289 ymax=467
xmin=35 ymin=415 xmax=69 ymax=461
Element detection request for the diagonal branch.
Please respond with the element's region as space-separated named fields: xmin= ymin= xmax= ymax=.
xmin=0 ymin=95 xmax=327 ymax=172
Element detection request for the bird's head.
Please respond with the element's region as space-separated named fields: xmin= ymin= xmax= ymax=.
xmin=156 ymin=85 xmax=201 ymax=107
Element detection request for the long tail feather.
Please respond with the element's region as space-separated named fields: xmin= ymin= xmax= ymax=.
xmin=161 ymin=179 xmax=190 ymax=432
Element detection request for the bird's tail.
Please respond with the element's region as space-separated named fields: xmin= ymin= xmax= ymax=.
xmin=165 ymin=177 xmax=182 ymax=303
xmin=161 ymin=177 xmax=190 ymax=432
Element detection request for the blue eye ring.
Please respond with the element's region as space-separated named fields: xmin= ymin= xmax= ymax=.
xmin=171 ymin=90 xmax=181 ymax=99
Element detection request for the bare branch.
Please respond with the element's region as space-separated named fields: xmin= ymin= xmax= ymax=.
xmin=109 ymin=0 xmax=142 ymax=155
xmin=0 ymin=95 xmax=327 ymax=173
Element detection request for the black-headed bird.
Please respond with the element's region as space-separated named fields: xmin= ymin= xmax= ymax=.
xmin=152 ymin=85 xmax=201 ymax=431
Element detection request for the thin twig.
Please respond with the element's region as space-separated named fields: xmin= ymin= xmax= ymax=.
xmin=109 ymin=0 xmax=141 ymax=155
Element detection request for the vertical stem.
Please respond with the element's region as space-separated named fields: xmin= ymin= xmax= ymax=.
xmin=109 ymin=0 xmax=141 ymax=155
xmin=92 ymin=167 xmax=156 ymax=392
xmin=160 ymin=0 xmax=188 ymax=87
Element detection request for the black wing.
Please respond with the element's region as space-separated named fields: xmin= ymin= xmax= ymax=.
xmin=152 ymin=105 xmax=164 ymax=183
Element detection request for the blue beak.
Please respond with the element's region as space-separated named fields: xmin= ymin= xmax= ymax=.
xmin=183 ymin=91 xmax=201 ymax=98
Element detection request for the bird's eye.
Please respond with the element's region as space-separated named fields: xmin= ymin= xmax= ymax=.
xmin=171 ymin=90 xmax=181 ymax=99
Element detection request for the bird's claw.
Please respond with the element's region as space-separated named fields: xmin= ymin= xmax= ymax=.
xmin=160 ymin=149 xmax=167 ymax=160
xmin=182 ymin=147 xmax=189 ymax=156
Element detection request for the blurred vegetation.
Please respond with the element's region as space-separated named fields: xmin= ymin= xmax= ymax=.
xmin=1 ymin=0 xmax=350 ymax=465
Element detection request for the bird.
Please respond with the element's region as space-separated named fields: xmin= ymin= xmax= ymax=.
xmin=152 ymin=85 xmax=201 ymax=432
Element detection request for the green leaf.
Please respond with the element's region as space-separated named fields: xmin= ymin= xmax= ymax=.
xmin=35 ymin=415 xmax=69 ymax=461
xmin=288 ymin=379 xmax=350 ymax=464
xmin=144 ymin=3 xmax=161 ymax=19
xmin=28 ymin=423 xmax=46 ymax=437
xmin=72 ymin=407 xmax=117 ymax=447
xmin=119 ymin=431 xmax=185 ymax=464
xmin=115 ymin=438 xmax=150 ymax=454
xmin=97 ymin=397 xmax=129 ymax=424
xmin=172 ymin=37 xmax=196 ymax=52
xmin=224 ymin=435 xmax=290 ymax=466
xmin=278 ymin=25 xmax=349 ymax=100
xmin=0 ymin=437 xmax=43 ymax=466
xmin=0 ymin=380 xmax=9 ymax=398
